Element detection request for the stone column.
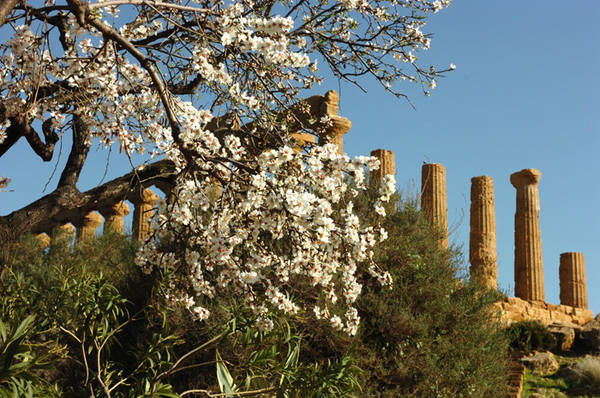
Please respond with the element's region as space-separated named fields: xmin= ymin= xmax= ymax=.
xmin=35 ymin=233 xmax=51 ymax=248
xmin=320 ymin=91 xmax=351 ymax=154
xmin=75 ymin=211 xmax=103 ymax=243
xmin=99 ymin=201 xmax=130 ymax=235
xmin=469 ymin=176 xmax=498 ymax=289
xmin=559 ymin=252 xmax=588 ymax=309
xmin=131 ymin=188 xmax=159 ymax=242
xmin=421 ymin=163 xmax=448 ymax=249
xmin=58 ymin=223 xmax=75 ymax=241
xmin=510 ymin=168 xmax=545 ymax=303
xmin=370 ymin=149 xmax=395 ymax=188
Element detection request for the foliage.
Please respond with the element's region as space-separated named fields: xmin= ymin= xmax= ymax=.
xmin=0 ymin=0 xmax=454 ymax=333
xmin=349 ymin=190 xmax=510 ymax=397
xmin=506 ymin=320 xmax=556 ymax=353
xmin=0 ymin=187 xmax=513 ymax=397
xmin=567 ymin=356 xmax=600 ymax=391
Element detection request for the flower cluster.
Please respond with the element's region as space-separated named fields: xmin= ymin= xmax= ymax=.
xmin=1 ymin=0 xmax=452 ymax=332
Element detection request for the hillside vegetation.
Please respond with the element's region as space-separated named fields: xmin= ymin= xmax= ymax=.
xmin=0 ymin=193 xmax=510 ymax=397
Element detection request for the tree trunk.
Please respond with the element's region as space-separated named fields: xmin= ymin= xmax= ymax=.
xmin=0 ymin=159 xmax=175 ymax=265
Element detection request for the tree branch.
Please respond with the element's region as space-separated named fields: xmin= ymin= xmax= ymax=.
xmin=0 ymin=0 xmax=19 ymax=28
xmin=58 ymin=115 xmax=91 ymax=187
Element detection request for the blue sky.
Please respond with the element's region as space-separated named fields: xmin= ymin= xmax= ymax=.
xmin=1 ymin=2 xmax=599 ymax=313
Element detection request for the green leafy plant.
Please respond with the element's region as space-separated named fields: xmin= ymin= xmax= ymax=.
xmin=506 ymin=320 xmax=556 ymax=353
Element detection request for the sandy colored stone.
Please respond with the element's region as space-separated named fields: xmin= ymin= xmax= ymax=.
xmin=130 ymin=188 xmax=159 ymax=242
xmin=35 ymin=232 xmax=51 ymax=248
xmin=511 ymin=168 xmax=545 ymax=303
xmin=520 ymin=351 xmax=559 ymax=376
xmin=421 ymin=163 xmax=448 ymax=249
xmin=99 ymin=201 xmax=130 ymax=235
xmin=469 ymin=176 xmax=498 ymax=289
xmin=369 ymin=149 xmax=395 ymax=188
xmin=75 ymin=211 xmax=103 ymax=243
xmin=291 ymin=132 xmax=316 ymax=152
xmin=559 ymin=252 xmax=588 ymax=309
xmin=58 ymin=223 xmax=75 ymax=238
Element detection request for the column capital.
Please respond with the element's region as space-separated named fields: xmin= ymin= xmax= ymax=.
xmin=510 ymin=168 xmax=541 ymax=188
xmin=99 ymin=201 xmax=130 ymax=218
xmin=129 ymin=188 xmax=160 ymax=205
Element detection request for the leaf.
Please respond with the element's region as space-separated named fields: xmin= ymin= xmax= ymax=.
xmin=215 ymin=350 xmax=236 ymax=394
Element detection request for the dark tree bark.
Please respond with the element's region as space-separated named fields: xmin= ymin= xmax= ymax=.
xmin=0 ymin=0 xmax=19 ymax=28
xmin=0 ymin=159 xmax=175 ymax=265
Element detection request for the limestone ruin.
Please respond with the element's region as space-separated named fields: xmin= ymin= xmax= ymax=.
xmin=370 ymin=149 xmax=395 ymax=187
xmin=75 ymin=211 xmax=103 ymax=244
xmin=99 ymin=201 xmax=130 ymax=235
xmin=469 ymin=176 xmax=498 ymax=289
xmin=510 ymin=168 xmax=545 ymax=303
xmin=559 ymin=252 xmax=588 ymax=309
xmin=421 ymin=163 xmax=448 ymax=248
xmin=131 ymin=188 xmax=160 ymax=243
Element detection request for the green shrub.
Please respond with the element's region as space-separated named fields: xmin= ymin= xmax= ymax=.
xmin=568 ymin=356 xmax=600 ymax=390
xmin=0 ymin=189 xmax=511 ymax=397
xmin=351 ymin=192 xmax=510 ymax=397
xmin=506 ymin=320 xmax=556 ymax=352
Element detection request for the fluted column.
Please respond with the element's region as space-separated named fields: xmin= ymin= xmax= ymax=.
xmin=99 ymin=201 xmax=130 ymax=235
xmin=469 ymin=176 xmax=498 ymax=289
xmin=559 ymin=252 xmax=588 ymax=309
xmin=421 ymin=163 xmax=448 ymax=248
xmin=510 ymin=168 xmax=545 ymax=302
xmin=131 ymin=188 xmax=159 ymax=242
xmin=75 ymin=211 xmax=103 ymax=243
xmin=370 ymin=149 xmax=395 ymax=188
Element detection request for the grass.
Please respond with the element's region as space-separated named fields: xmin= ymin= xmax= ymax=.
xmin=522 ymin=354 xmax=600 ymax=398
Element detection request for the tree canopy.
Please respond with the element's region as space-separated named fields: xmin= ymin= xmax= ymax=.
xmin=0 ymin=0 xmax=452 ymax=331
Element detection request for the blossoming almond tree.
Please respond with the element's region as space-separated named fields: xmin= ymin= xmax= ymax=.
xmin=0 ymin=0 xmax=451 ymax=333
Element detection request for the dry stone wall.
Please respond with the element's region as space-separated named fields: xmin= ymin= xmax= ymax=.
xmin=497 ymin=297 xmax=593 ymax=327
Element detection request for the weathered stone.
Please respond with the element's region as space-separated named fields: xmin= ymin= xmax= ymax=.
xmin=469 ymin=176 xmax=498 ymax=289
xmin=547 ymin=323 xmax=576 ymax=351
xmin=130 ymin=189 xmax=159 ymax=242
xmin=75 ymin=211 xmax=103 ymax=243
xmin=421 ymin=163 xmax=448 ymax=249
xmin=35 ymin=232 xmax=51 ymax=248
xmin=369 ymin=149 xmax=395 ymax=188
xmin=99 ymin=201 xmax=130 ymax=235
xmin=520 ymin=351 xmax=559 ymax=376
xmin=510 ymin=168 xmax=545 ymax=303
xmin=291 ymin=132 xmax=316 ymax=152
xmin=559 ymin=252 xmax=588 ymax=309
xmin=58 ymin=223 xmax=75 ymax=239
xmin=499 ymin=297 xmax=593 ymax=327
xmin=579 ymin=320 xmax=600 ymax=351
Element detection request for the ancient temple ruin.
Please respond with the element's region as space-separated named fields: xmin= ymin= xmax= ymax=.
xmin=26 ymin=91 xmax=594 ymax=329
xmin=559 ymin=252 xmax=588 ymax=309
xmin=469 ymin=176 xmax=498 ymax=289
xmin=421 ymin=163 xmax=449 ymax=249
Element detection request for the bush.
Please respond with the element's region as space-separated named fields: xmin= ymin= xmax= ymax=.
xmin=506 ymin=320 xmax=556 ymax=353
xmin=0 ymin=190 xmax=511 ymax=397
xmin=348 ymin=191 xmax=511 ymax=397
xmin=568 ymin=356 xmax=600 ymax=389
